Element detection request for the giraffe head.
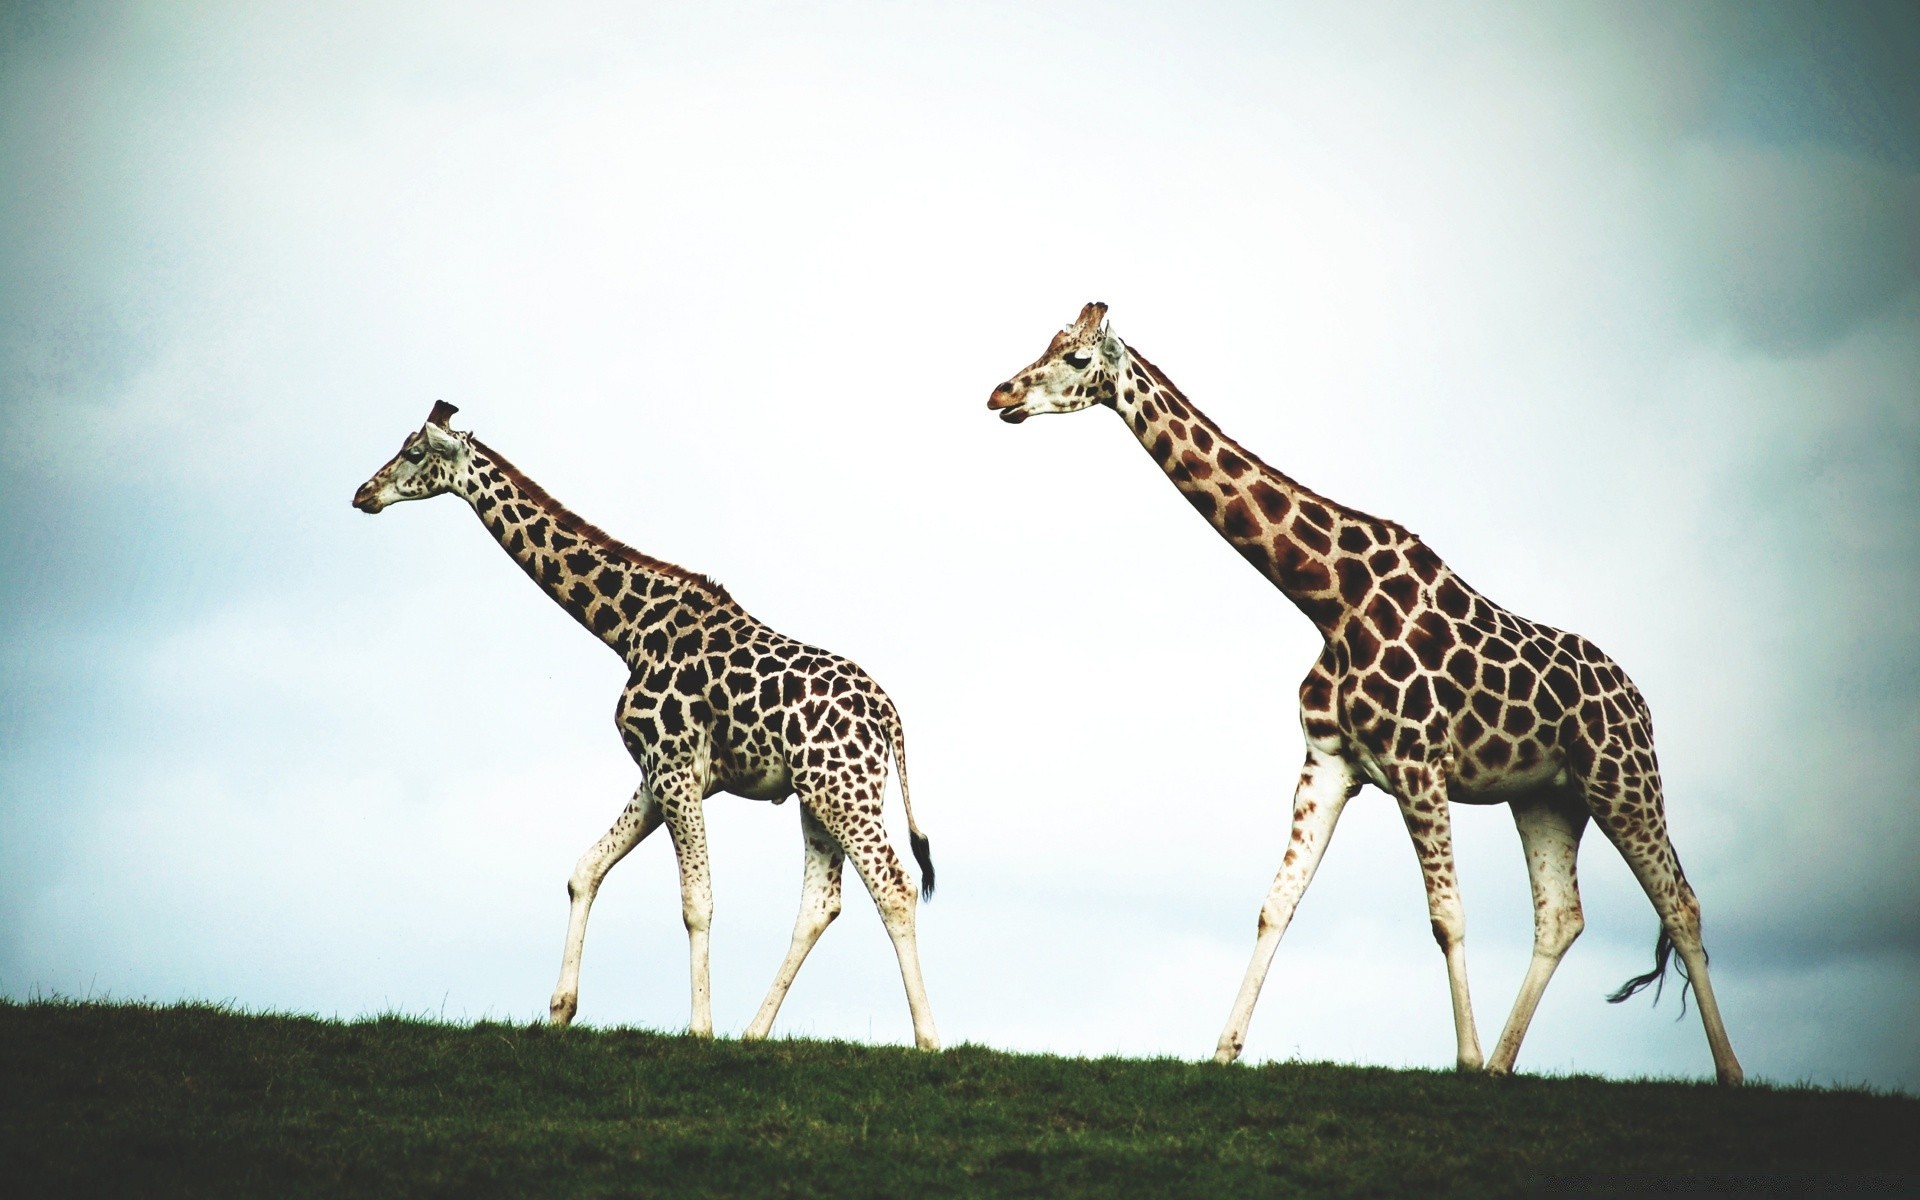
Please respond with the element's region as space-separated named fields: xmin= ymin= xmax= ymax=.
xmin=352 ymin=401 xmax=471 ymax=513
xmin=986 ymin=301 xmax=1125 ymax=423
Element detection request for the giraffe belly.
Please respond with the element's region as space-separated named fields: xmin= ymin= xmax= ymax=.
xmin=717 ymin=757 xmax=794 ymax=803
xmin=1449 ymin=755 xmax=1571 ymax=804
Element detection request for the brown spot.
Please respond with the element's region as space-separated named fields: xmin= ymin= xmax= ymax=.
xmin=1348 ymin=621 xmax=1382 ymax=670
xmin=1298 ymin=594 xmax=1346 ymax=627
xmin=1458 ymin=711 xmax=1484 ymax=744
xmin=1299 ymin=500 xmax=1332 ymax=530
xmin=1406 ymin=543 xmax=1443 ymax=584
xmin=1192 ymin=425 xmax=1214 ymax=452
xmin=1250 ymin=480 xmax=1291 ymax=521
xmin=1222 ymin=498 xmax=1258 ymax=540
xmin=1295 ymin=522 xmax=1332 ymax=555
xmin=1380 ymin=573 xmax=1420 ymax=612
xmin=1217 ymin=447 xmax=1250 ymax=478
xmin=1446 ymin=648 xmax=1477 ymax=688
xmin=1436 ymin=579 xmax=1471 ymax=619
xmin=1180 ymin=450 xmax=1215 ymax=480
xmin=1507 ymin=664 xmax=1538 ymax=699
xmin=1337 ymin=558 xmax=1372 ymax=607
xmin=1380 ymin=645 xmax=1416 ymax=682
xmin=1407 ymin=611 xmax=1455 ymax=670
xmin=1291 ymin=558 xmax=1332 ymax=594
xmin=1338 ymin=525 xmax=1371 ymax=553
xmin=1365 ymin=592 xmax=1404 ymax=640
xmin=1233 ymin=539 xmax=1273 ymax=572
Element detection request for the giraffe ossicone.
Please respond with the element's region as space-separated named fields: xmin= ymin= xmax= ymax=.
xmin=352 ymin=402 xmax=940 ymax=1049
xmin=988 ymin=302 xmax=1743 ymax=1085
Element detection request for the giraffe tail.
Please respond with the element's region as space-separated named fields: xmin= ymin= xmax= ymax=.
xmin=1606 ymin=928 xmax=1702 ymax=1018
xmin=889 ymin=716 xmax=934 ymax=901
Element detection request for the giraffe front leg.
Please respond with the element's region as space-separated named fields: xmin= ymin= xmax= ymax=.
xmin=1391 ymin=763 xmax=1483 ymax=1071
xmin=656 ymin=775 xmax=715 ymax=1039
xmin=550 ymin=787 xmax=663 ymax=1026
xmin=1486 ymin=790 xmax=1588 ymax=1075
xmin=1215 ymin=747 xmax=1355 ymax=1065
xmin=743 ymin=808 xmax=845 ymax=1041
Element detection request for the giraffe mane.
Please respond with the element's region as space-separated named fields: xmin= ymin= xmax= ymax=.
xmin=469 ymin=436 xmax=736 ymax=606
xmin=1124 ymin=345 xmax=1420 ymax=544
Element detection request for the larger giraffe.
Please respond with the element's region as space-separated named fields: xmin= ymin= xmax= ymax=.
xmin=987 ymin=303 xmax=1741 ymax=1084
xmin=352 ymin=401 xmax=940 ymax=1049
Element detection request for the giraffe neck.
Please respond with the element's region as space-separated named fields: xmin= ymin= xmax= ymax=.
xmin=452 ymin=438 xmax=735 ymax=666
xmin=1110 ymin=347 xmax=1441 ymax=638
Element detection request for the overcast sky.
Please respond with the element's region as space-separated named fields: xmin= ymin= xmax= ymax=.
xmin=3 ymin=1 xmax=1915 ymax=1090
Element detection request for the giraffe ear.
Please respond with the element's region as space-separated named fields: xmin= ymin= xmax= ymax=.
xmin=427 ymin=400 xmax=460 ymax=428
xmin=420 ymin=421 xmax=463 ymax=457
xmin=1100 ymin=331 xmax=1123 ymax=366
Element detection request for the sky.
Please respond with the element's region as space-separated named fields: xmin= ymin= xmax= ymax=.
xmin=2 ymin=1 xmax=1916 ymax=1090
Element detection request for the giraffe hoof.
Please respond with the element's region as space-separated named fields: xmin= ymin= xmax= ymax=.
xmin=549 ymin=995 xmax=578 ymax=1026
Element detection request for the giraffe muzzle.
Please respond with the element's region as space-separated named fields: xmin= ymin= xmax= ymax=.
xmin=352 ymin=484 xmax=386 ymax=513
xmin=987 ymin=383 xmax=1029 ymax=423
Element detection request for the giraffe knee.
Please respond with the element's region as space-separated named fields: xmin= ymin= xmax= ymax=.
xmin=1429 ymin=910 xmax=1467 ymax=953
xmin=1536 ymin=905 xmax=1584 ymax=956
xmin=682 ymin=897 xmax=712 ymax=934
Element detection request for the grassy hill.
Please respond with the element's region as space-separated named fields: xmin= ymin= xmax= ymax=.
xmin=2 ymin=1000 xmax=1913 ymax=1197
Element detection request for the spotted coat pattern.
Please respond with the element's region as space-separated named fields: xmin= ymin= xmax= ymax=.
xmin=989 ymin=304 xmax=1741 ymax=1084
xmin=353 ymin=402 xmax=939 ymax=1049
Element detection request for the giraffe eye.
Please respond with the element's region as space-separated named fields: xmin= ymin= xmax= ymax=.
xmin=1064 ymin=351 xmax=1091 ymax=370
xmin=402 ymin=446 xmax=425 ymax=464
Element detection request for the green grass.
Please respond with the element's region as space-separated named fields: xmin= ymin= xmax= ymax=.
xmin=1 ymin=1000 xmax=1913 ymax=1197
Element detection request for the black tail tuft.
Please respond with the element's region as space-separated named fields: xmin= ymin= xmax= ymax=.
xmin=1607 ymin=929 xmax=1702 ymax=1018
xmin=909 ymin=831 xmax=935 ymax=902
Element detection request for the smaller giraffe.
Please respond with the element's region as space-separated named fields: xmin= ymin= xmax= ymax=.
xmin=353 ymin=401 xmax=940 ymax=1049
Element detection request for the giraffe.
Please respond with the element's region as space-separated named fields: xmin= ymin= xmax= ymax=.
xmin=351 ymin=401 xmax=940 ymax=1049
xmin=987 ymin=303 xmax=1742 ymax=1084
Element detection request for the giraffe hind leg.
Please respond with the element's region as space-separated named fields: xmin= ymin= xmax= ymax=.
xmin=1582 ymin=732 xmax=1743 ymax=1085
xmin=1486 ymin=788 xmax=1588 ymax=1075
xmin=799 ymin=766 xmax=940 ymax=1050
xmin=743 ymin=808 xmax=845 ymax=1040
